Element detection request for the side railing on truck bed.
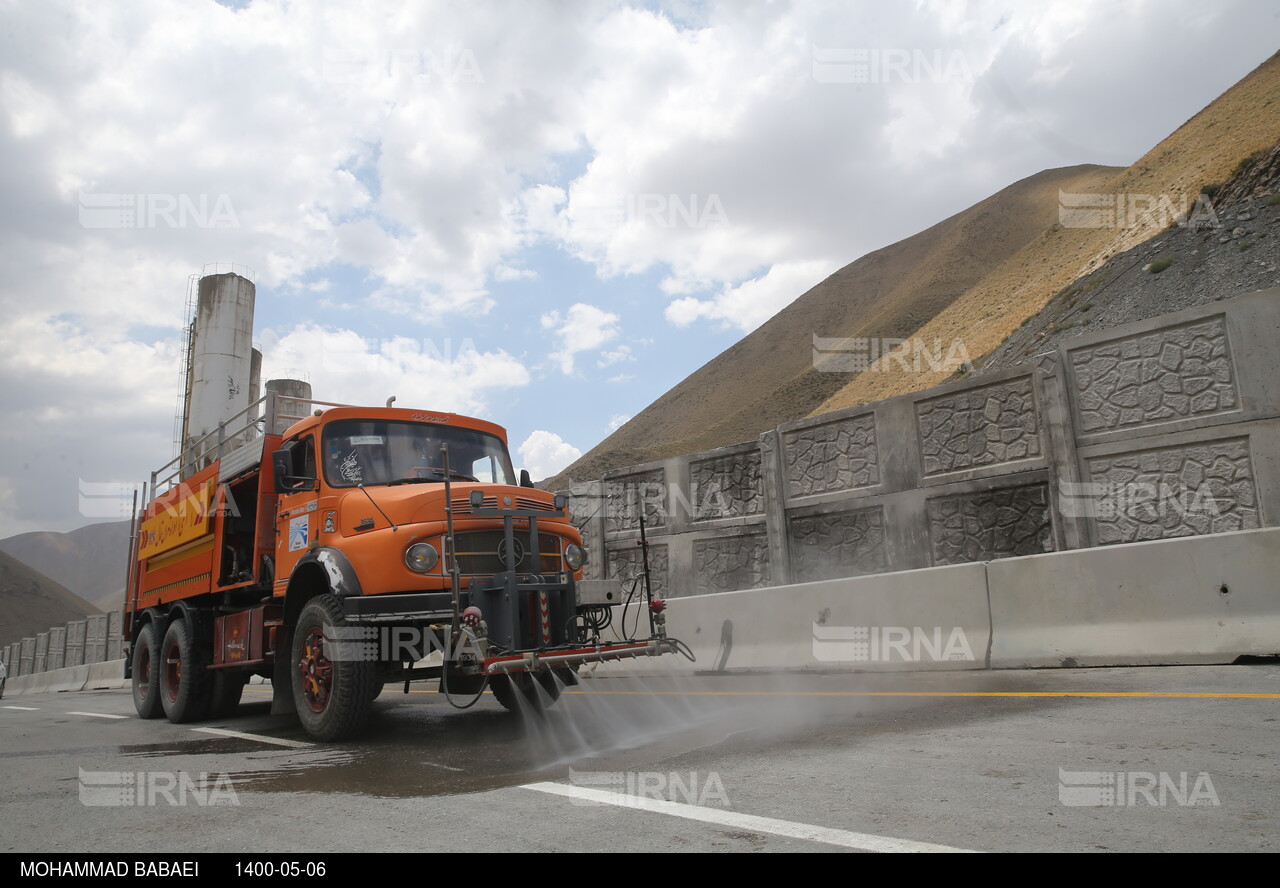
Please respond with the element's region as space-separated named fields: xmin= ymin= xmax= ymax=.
xmin=150 ymin=392 xmax=348 ymax=494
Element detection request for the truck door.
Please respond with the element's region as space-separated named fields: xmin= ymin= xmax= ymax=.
xmin=274 ymin=432 xmax=319 ymax=593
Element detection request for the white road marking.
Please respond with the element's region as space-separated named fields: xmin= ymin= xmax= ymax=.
xmin=3 ymin=705 xmax=39 ymax=711
xmin=521 ymin=783 xmax=978 ymax=853
xmin=66 ymin=711 xmax=127 ymax=719
xmin=191 ymin=726 xmax=314 ymax=748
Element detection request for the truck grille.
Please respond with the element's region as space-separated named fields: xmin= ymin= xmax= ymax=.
xmin=450 ymin=495 xmax=561 ymax=514
xmin=450 ymin=531 xmax=563 ymax=575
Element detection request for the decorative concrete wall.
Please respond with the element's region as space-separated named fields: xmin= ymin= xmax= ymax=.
xmin=564 ymin=288 xmax=1280 ymax=596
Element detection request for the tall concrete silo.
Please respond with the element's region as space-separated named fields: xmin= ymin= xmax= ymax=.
xmin=182 ymin=272 xmax=256 ymax=471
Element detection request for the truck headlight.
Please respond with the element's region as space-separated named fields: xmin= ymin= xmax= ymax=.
xmin=405 ymin=542 xmax=439 ymax=573
xmin=564 ymin=543 xmax=587 ymax=570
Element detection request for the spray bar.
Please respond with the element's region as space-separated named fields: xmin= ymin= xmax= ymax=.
xmin=483 ymin=639 xmax=688 ymax=675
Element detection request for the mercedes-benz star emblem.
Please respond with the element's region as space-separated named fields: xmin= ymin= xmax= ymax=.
xmin=496 ymin=538 xmax=525 ymax=567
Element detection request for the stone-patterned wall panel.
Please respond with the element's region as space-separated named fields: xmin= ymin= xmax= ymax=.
xmin=691 ymin=450 xmax=764 ymax=521
xmin=604 ymin=468 xmax=667 ymax=533
xmin=928 ymin=483 xmax=1054 ymax=565
xmin=607 ymin=543 xmax=670 ymax=599
xmin=1071 ymin=316 xmax=1237 ymax=434
xmin=693 ymin=531 xmax=771 ymax=594
xmin=783 ymin=414 xmax=879 ymax=498
xmin=564 ymin=490 xmax=598 ymax=554
xmin=788 ymin=507 xmax=887 ymax=582
xmin=1086 ymin=438 xmax=1259 ymax=545
xmin=917 ymin=377 xmax=1040 ymax=475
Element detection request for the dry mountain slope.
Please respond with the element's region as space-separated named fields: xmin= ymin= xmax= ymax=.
xmin=817 ymin=50 xmax=1280 ymax=414
xmin=550 ymin=162 xmax=1118 ymax=486
xmin=0 ymin=520 xmax=130 ymax=614
xmin=0 ymin=550 xmax=102 ymax=649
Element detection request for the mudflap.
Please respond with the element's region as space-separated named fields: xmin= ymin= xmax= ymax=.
xmin=270 ymin=627 xmax=296 ymax=716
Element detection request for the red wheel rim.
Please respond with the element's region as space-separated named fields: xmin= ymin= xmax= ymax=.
xmin=138 ymin=641 xmax=152 ymax=689
xmin=298 ymin=627 xmax=333 ymax=714
xmin=163 ymin=640 xmax=181 ymax=703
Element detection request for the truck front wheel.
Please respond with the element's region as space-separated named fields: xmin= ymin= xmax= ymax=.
xmin=131 ymin=622 xmax=164 ymax=719
xmin=291 ymin=594 xmax=375 ymax=741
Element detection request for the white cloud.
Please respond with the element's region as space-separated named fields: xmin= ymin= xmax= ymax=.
xmin=597 ymin=344 xmax=633 ymax=367
xmin=517 ymin=430 xmax=581 ymax=481
xmin=259 ymin=324 xmax=530 ymax=417
xmin=2 ymin=0 xmax=1279 ymax=538
xmin=607 ymin=414 xmax=631 ymax=432
xmin=541 ymin=302 xmax=621 ymax=374
xmin=666 ymin=260 xmax=837 ymax=332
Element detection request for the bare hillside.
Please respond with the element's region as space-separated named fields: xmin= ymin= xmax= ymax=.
xmin=550 ymin=163 xmax=1118 ymax=485
xmin=816 ymin=51 xmax=1280 ymax=414
xmin=0 ymin=550 xmax=102 ymax=648
xmin=0 ymin=520 xmax=130 ymax=615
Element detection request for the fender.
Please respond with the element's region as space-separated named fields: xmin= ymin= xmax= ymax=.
xmin=289 ymin=547 xmax=364 ymax=598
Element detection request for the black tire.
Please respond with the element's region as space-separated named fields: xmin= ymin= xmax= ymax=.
xmin=207 ymin=671 xmax=246 ymax=719
xmin=489 ymin=672 xmax=562 ymax=712
xmin=132 ymin=621 xmax=164 ymax=719
xmin=291 ymin=594 xmax=375 ymax=741
xmin=160 ymin=618 xmax=211 ymax=723
xmin=368 ymin=682 xmax=383 ymax=702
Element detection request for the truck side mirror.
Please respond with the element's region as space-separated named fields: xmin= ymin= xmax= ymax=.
xmin=272 ymin=449 xmax=317 ymax=493
xmin=520 ymin=469 xmax=534 ymax=489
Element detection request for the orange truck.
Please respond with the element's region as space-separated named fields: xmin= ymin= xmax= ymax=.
xmin=124 ymin=394 xmax=684 ymax=740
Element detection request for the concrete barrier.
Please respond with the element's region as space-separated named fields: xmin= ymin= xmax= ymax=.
xmin=45 ymin=664 xmax=91 ymax=693
xmin=83 ymin=659 xmax=128 ymax=690
xmin=987 ymin=526 xmax=1280 ymax=668
xmin=9 ymin=670 xmax=53 ymax=696
xmin=621 ymin=561 xmax=991 ymax=674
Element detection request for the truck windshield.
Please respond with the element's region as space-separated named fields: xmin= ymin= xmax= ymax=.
xmin=322 ymin=420 xmax=516 ymax=488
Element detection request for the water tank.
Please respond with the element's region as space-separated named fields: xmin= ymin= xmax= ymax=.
xmin=266 ymin=378 xmax=313 ymax=436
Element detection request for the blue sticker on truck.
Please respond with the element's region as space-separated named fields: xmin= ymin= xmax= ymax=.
xmin=289 ymin=515 xmax=309 ymax=551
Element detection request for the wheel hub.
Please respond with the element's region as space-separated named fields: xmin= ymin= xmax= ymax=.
xmin=298 ymin=628 xmax=333 ymax=714
xmin=164 ymin=642 xmax=181 ymax=703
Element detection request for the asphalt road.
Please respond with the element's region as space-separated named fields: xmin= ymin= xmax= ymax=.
xmin=2 ymin=663 xmax=1278 ymax=853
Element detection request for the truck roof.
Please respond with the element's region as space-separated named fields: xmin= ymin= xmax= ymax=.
xmin=278 ymin=405 xmax=509 ymax=443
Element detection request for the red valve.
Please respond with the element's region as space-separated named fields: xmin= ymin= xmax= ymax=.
xmin=461 ymin=606 xmax=483 ymax=627
xmin=649 ymin=599 xmax=666 ymax=614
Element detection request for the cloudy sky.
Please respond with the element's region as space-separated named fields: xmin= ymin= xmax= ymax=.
xmin=1 ymin=0 xmax=1278 ymax=539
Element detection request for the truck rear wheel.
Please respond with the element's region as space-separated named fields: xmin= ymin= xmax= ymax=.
xmin=291 ymin=594 xmax=374 ymax=741
xmin=160 ymin=618 xmax=211 ymax=723
xmin=131 ymin=622 xmax=163 ymax=719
